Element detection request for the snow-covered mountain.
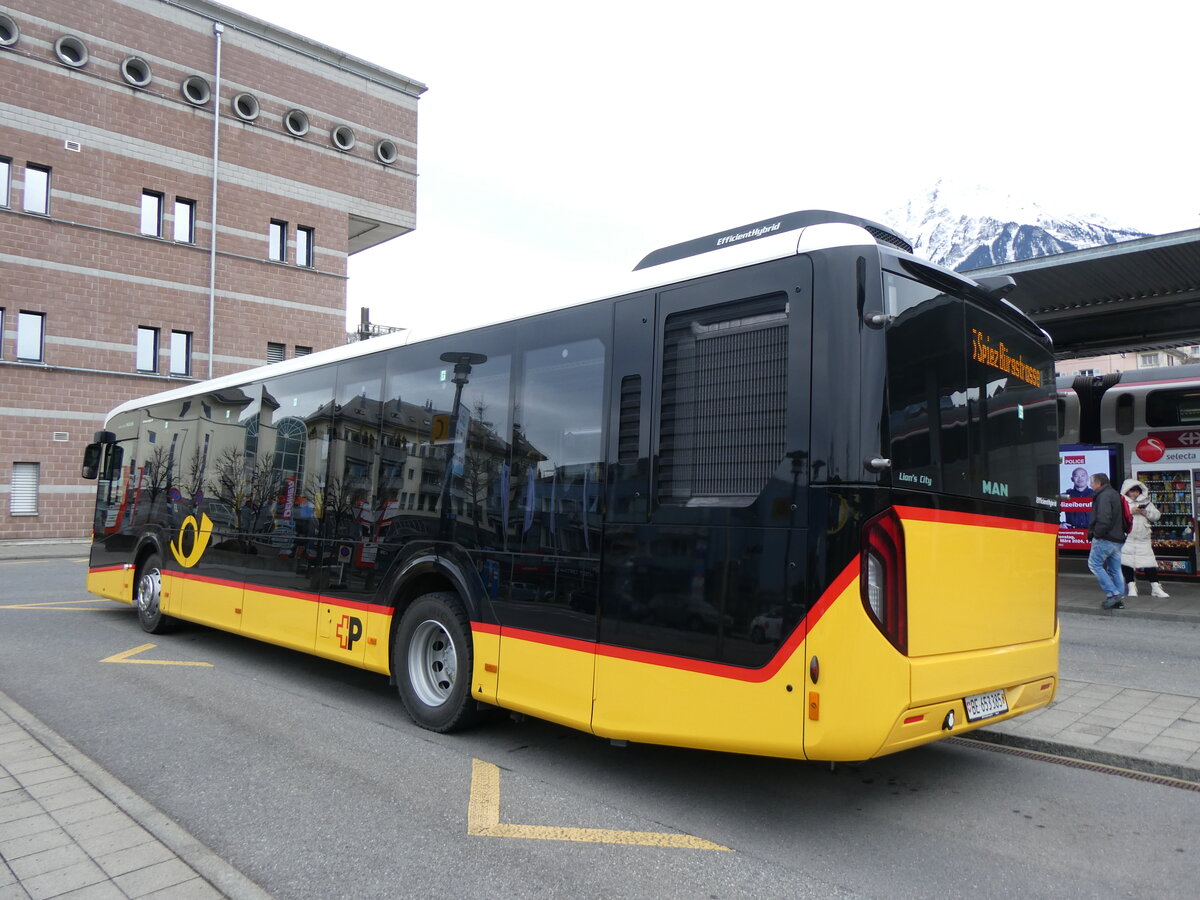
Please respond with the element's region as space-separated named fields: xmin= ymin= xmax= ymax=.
xmin=885 ymin=181 xmax=1149 ymax=271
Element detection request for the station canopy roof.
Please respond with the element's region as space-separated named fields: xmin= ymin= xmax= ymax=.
xmin=963 ymin=227 xmax=1200 ymax=359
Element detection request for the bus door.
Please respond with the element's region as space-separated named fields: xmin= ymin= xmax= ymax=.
xmin=594 ymin=261 xmax=813 ymax=757
xmin=84 ymin=429 xmax=137 ymax=601
xmin=493 ymin=306 xmax=607 ymax=733
xmin=149 ymin=391 xmax=245 ymax=631
xmin=239 ymin=374 xmax=334 ymax=653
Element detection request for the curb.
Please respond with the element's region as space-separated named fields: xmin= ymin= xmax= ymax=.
xmin=1060 ymin=606 xmax=1200 ymax=624
xmin=0 ymin=540 xmax=90 ymax=563
xmin=963 ymin=728 xmax=1200 ymax=787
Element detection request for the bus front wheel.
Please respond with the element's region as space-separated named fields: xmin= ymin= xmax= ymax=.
xmin=394 ymin=592 xmax=476 ymax=733
xmin=134 ymin=553 xmax=174 ymax=634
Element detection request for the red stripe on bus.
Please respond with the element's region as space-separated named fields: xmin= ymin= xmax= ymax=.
xmin=174 ymin=572 xmax=243 ymax=591
xmin=171 ymin=571 xmax=391 ymax=614
xmin=89 ymin=565 xmax=129 ymax=574
xmin=479 ymin=558 xmax=859 ymax=682
xmin=497 ymin=627 xmax=597 ymax=656
xmin=894 ymin=505 xmax=1059 ymax=534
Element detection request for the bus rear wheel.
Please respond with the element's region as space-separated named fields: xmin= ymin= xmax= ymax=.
xmin=134 ymin=552 xmax=174 ymax=634
xmin=394 ymin=592 xmax=476 ymax=733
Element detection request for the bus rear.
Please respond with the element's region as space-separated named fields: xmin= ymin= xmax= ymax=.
xmin=802 ymin=254 xmax=1060 ymax=760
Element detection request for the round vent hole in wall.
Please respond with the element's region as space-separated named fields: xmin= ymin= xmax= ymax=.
xmin=120 ymin=56 xmax=152 ymax=87
xmin=284 ymin=109 xmax=310 ymax=136
xmin=54 ymin=35 xmax=89 ymax=67
xmin=181 ymin=75 xmax=211 ymax=105
xmin=0 ymin=13 xmax=20 ymax=47
xmin=232 ymin=92 xmax=260 ymax=121
xmin=375 ymin=139 xmax=398 ymax=165
xmin=331 ymin=125 xmax=356 ymax=151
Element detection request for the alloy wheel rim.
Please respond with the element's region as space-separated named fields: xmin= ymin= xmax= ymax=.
xmin=408 ymin=619 xmax=456 ymax=707
xmin=137 ymin=568 xmax=161 ymax=617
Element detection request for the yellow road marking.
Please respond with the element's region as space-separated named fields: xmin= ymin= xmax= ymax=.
xmin=101 ymin=643 xmax=213 ymax=667
xmin=467 ymin=759 xmax=730 ymax=850
xmin=1 ymin=598 xmax=120 ymax=611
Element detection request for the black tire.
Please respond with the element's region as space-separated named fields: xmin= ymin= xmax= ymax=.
xmin=134 ymin=552 xmax=174 ymax=634
xmin=393 ymin=592 xmax=476 ymax=732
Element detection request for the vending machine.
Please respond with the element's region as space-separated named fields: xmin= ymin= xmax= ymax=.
xmin=1131 ymin=467 xmax=1198 ymax=575
xmin=1126 ymin=429 xmax=1200 ymax=576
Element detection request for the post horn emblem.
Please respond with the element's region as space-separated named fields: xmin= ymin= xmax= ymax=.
xmin=170 ymin=513 xmax=214 ymax=568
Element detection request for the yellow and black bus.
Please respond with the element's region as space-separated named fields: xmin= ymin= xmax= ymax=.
xmin=83 ymin=211 xmax=1060 ymax=761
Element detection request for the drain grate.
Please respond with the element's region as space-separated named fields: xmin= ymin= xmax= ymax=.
xmin=949 ymin=736 xmax=1200 ymax=792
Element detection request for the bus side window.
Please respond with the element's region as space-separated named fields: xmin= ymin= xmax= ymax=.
xmin=1115 ymin=393 xmax=1134 ymax=435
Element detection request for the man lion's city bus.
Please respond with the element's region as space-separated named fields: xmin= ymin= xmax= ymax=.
xmin=83 ymin=211 xmax=1060 ymax=762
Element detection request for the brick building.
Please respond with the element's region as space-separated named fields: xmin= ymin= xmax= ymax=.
xmin=0 ymin=0 xmax=424 ymax=539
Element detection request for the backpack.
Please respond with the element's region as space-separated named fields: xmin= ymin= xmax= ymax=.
xmin=1122 ymin=496 xmax=1134 ymax=535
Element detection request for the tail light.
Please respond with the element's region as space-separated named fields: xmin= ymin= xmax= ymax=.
xmin=861 ymin=507 xmax=907 ymax=654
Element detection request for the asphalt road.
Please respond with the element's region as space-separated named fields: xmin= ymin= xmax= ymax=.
xmin=2 ymin=557 xmax=1196 ymax=899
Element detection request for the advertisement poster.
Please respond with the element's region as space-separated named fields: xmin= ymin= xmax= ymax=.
xmin=1057 ymin=445 xmax=1116 ymax=550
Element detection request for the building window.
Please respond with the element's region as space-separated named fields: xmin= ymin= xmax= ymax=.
xmin=140 ymin=191 xmax=163 ymax=236
xmin=267 ymin=342 xmax=286 ymax=364
xmin=296 ymin=226 xmax=314 ymax=267
xmin=170 ymin=330 xmax=191 ymax=375
xmin=0 ymin=307 xmax=4 ymax=358
xmin=1140 ymin=353 xmax=1161 ymax=368
xmin=23 ymin=164 xmax=49 ymax=214
xmin=294 ymin=345 xmax=312 ymax=357
xmin=269 ymin=220 xmax=287 ymax=262
xmin=173 ymin=198 xmax=195 ymax=243
xmin=0 ymin=157 xmax=10 ymax=207
xmin=10 ymin=462 xmax=40 ymax=516
xmin=16 ymin=311 xmax=44 ymax=361
xmin=137 ymin=326 xmax=159 ymax=372
xmin=1077 ymin=368 xmax=1097 ymax=377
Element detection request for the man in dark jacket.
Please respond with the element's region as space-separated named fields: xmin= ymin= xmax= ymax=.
xmin=1087 ymin=473 xmax=1127 ymax=609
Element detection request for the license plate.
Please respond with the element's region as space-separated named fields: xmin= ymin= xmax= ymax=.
xmin=964 ymin=689 xmax=1009 ymax=722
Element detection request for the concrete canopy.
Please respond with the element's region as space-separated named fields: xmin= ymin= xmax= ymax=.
xmin=964 ymin=228 xmax=1200 ymax=359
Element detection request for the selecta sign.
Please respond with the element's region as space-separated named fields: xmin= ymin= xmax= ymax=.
xmin=1134 ymin=431 xmax=1200 ymax=463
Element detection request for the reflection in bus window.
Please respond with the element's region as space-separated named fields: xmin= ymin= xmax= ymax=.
xmin=512 ymin=338 xmax=604 ymax=555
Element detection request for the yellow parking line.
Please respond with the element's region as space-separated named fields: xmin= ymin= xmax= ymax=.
xmin=0 ymin=598 xmax=120 ymax=611
xmin=467 ymin=758 xmax=730 ymax=850
xmin=101 ymin=643 xmax=213 ymax=667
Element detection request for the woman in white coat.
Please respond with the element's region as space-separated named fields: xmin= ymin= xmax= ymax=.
xmin=1120 ymin=478 xmax=1170 ymax=598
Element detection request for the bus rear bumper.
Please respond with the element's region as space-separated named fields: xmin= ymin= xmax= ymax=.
xmin=877 ymin=672 xmax=1057 ymax=757
xmin=871 ymin=626 xmax=1058 ymax=759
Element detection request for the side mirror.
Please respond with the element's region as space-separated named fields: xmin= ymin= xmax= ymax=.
xmin=81 ymin=443 xmax=102 ymax=480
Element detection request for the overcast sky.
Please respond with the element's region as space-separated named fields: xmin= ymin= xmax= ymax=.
xmin=225 ymin=0 xmax=1199 ymax=341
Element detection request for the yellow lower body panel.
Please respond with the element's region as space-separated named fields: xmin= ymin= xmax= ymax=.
xmin=87 ymin=567 xmax=133 ymax=604
xmin=241 ymin=586 xmax=313 ymax=653
xmin=592 ymin=652 xmax=809 ymax=759
xmin=803 ymin=579 xmax=912 ymax=761
xmin=470 ymin=627 xmax=501 ymax=705
xmin=497 ymin=633 xmax=595 ymax=733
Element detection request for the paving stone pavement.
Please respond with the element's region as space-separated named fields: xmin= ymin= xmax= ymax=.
xmin=0 ymin=690 xmax=269 ymax=900
xmin=976 ymin=564 xmax=1200 ymax=783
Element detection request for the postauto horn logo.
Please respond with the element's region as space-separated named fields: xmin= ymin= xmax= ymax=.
xmin=170 ymin=513 xmax=214 ymax=568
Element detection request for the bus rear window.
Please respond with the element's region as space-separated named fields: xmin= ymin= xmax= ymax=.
xmin=884 ymin=271 xmax=1058 ymax=506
